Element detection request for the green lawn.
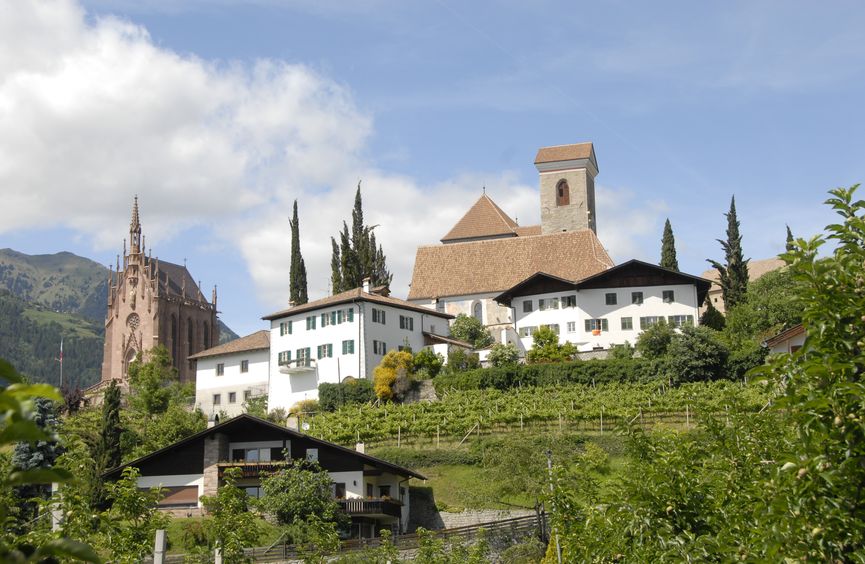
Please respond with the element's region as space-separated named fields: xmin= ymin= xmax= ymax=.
xmin=164 ymin=515 xmax=284 ymax=554
xmin=23 ymin=307 xmax=101 ymax=338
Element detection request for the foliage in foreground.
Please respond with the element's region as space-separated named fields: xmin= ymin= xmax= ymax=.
xmin=548 ymin=186 xmax=865 ymax=561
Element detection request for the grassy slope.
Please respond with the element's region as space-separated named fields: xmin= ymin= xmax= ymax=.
xmin=23 ymin=307 xmax=101 ymax=339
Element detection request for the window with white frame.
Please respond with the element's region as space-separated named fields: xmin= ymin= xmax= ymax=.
xmin=541 ymin=323 xmax=560 ymax=334
xmin=320 ymin=312 xmax=332 ymax=327
xmin=342 ymin=340 xmax=355 ymax=354
xmin=640 ymin=316 xmax=665 ymax=330
xmin=621 ymin=317 xmax=633 ymax=330
xmin=317 ymin=344 xmax=333 ymax=359
xmin=216 ymin=363 xmax=224 ymax=376
xmin=373 ymin=340 xmax=387 ymax=355
xmin=278 ymin=350 xmax=291 ymax=365
xmin=584 ymin=319 xmax=609 ymax=332
xmin=296 ymin=347 xmax=311 ymax=367
xmin=519 ymin=326 xmax=538 ymax=337
xmin=663 ymin=290 xmax=675 ymax=304
xmin=539 ymin=297 xmax=559 ymax=311
xmin=240 ymin=360 xmax=249 ymax=373
xmin=279 ymin=321 xmax=292 ymax=336
xmin=667 ymin=315 xmax=694 ymax=328
xmin=562 ymin=295 xmax=577 ymax=308
xmin=399 ymin=315 xmax=414 ymax=330
xmin=372 ymin=308 xmax=386 ymax=324
xmin=632 ymin=292 xmax=644 ymax=305
xmin=228 ymin=392 xmax=236 ymax=404
xmin=306 ymin=316 xmax=316 ymax=330
xmin=567 ymin=321 xmax=576 ymax=333
xmin=212 ymin=393 xmax=221 ymax=405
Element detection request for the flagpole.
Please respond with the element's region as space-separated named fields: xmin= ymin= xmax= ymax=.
xmin=55 ymin=338 xmax=63 ymax=389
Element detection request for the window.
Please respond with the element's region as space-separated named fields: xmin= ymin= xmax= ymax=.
xmin=541 ymin=323 xmax=560 ymax=335
xmin=632 ymin=292 xmax=644 ymax=305
xmin=306 ymin=316 xmax=316 ymax=330
xmin=399 ymin=315 xmax=414 ymax=331
xmin=605 ymin=293 xmax=617 ymax=305
xmin=278 ymin=350 xmax=291 ymax=365
xmin=296 ymin=347 xmax=311 ymax=367
xmin=306 ymin=448 xmax=319 ymax=462
xmin=473 ymin=301 xmax=483 ymax=322
xmin=366 ymin=483 xmax=373 ymax=497
xmin=212 ymin=394 xmax=221 ymax=405
xmin=640 ymin=316 xmax=664 ymax=330
xmin=663 ymin=290 xmax=675 ymax=304
xmin=539 ymin=298 xmax=559 ymax=311
xmin=621 ymin=317 xmax=633 ymax=330
xmin=228 ymin=392 xmax=236 ymax=404
xmin=317 ymin=344 xmax=333 ymax=359
xmin=203 ymin=323 xmax=210 ymax=349
xmin=435 ymin=300 xmax=445 ymax=313
xmin=240 ymin=360 xmax=249 ymax=373
xmin=667 ymin=315 xmax=694 ymax=328
xmin=279 ymin=321 xmax=292 ymax=336
xmin=342 ymin=340 xmax=355 ymax=354
xmin=567 ymin=321 xmax=576 ymax=333
xmin=523 ymin=300 xmax=533 ymax=313
xmin=372 ymin=308 xmax=386 ymax=324
xmin=379 ymin=485 xmax=391 ymax=498
xmin=346 ymin=308 xmax=354 ymax=322
xmin=232 ymin=447 xmax=272 ymax=462
xmin=243 ymin=390 xmax=252 ymax=401
xmin=373 ymin=340 xmax=387 ymax=355
xmin=337 ymin=310 xmax=344 ymax=324
xmin=243 ymin=486 xmax=262 ymax=499
xmin=584 ymin=319 xmax=609 ymax=332
xmin=321 ymin=312 xmax=332 ymax=327
xmin=556 ymin=179 xmax=570 ymax=206
xmin=334 ymin=483 xmax=346 ymax=499
xmin=518 ymin=326 xmax=537 ymax=337
xmin=216 ymin=363 xmax=224 ymax=376
xmin=562 ymin=295 xmax=577 ymax=308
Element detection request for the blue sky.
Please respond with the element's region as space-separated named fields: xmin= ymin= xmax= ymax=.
xmin=2 ymin=0 xmax=863 ymax=337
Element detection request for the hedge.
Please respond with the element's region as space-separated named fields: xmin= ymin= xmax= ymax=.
xmin=433 ymin=358 xmax=664 ymax=393
xmin=370 ymin=447 xmax=483 ymax=468
xmin=318 ymin=379 xmax=376 ymax=412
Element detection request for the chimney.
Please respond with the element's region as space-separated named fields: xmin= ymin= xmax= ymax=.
xmin=355 ymin=442 xmax=365 ymax=454
xmin=362 ymin=277 xmax=371 ymax=293
xmin=286 ymin=416 xmax=299 ymax=431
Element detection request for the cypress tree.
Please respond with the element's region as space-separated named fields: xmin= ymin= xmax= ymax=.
xmin=659 ymin=218 xmax=679 ymax=271
xmin=97 ymin=379 xmax=122 ymax=472
xmin=785 ymin=224 xmax=794 ymax=252
xmin=707 ymin=196 xmax=750 ymax=311
xmin=330 ymin=238 xmax=342 ymax=295
xmin=289 ymin=200 xmax=308 ymax=305
xmin=699 ymin=298 xmax=726 ymax=330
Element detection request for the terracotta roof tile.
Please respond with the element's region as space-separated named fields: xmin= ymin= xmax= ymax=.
xmin=263 ymin=287 xmax=454 ymax=321
xmin=441 ymin=194 xmax=520 ymax=243
xmin=408 ymin=229 xmax=614 ymax=300
xmin=188 ymin=330 xmax=269 ymax=359
xmin=534 ymin=142 xmax=594 ymax=164
xmin=701 ymin=257 xmax=786 ymax=283
xmin=514 ymin=225 xmax=542 ymax=237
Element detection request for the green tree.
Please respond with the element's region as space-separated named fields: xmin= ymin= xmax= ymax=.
xmin=449 ymin=314 xmax=494 ymax=349
xmin=97 ymin=380 xmax=122 ymax=472
xmin=258 ymin=460 xmax=346 ymax=528
xmin=289 ymin=200 xmax=309 ymax=305
xmin=659 ymin=218 xmax=679 ymax=271
xmin=103 ymin=466 xmax=169 ymax=563
xmin=698 ymin=298 xmax=725 ymax=330
xmin=412 ymin=348 xmax=444 ymax=379
xmin=526 ymin=327 xmax=576 ymax=364
xmin=785 ymin=224 xmax=794 ymax=252
xmin=634 ymin=320 xmax=675 ymax=359
xmin=666 ymin=325 xmax=729 ymax=383
xmin=330 ymin=183 xmax=393 ymax=293
xmin=487 ymin=342 xmax=520 ymax=367
xmin=12 ymin=396 xmax=62 ymax=521
xmin=445 ymin=348 xmax=481 ymax=373
xmin=722 ymin=268 xmax=800 ymax=343
xmin=200 ymin=467 xmax=262 ymax=562
xmin=126 ymin=345 xmax=177 ymax=417
xmin=707 ymin=196 xmax=750 ymax=311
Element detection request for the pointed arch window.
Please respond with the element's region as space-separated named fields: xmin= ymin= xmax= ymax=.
xmin=556 ymin=179 xmax=570 ymax=206
xmin=170 ymin=315 xmax=178 ymax=367
xmin=472 ymin=301 xmax=483 ymax=323
xmin=203 ymin=323 xmax=210 ymax=350
xmin=187 ymin=318 xmax=194 ymax=356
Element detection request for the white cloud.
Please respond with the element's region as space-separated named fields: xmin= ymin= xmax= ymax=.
xmin=596 ymin=185 xmax=668 ymax=263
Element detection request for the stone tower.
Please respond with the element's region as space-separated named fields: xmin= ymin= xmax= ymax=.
xmin=100 ymin=197 xmax=219 ymax=386
xmin=535 ymin=142 xmax=598 ymax=234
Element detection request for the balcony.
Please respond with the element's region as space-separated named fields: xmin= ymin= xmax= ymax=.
xmin=217 ymin=461 xmax=287 ymax=479
xmin=338 ymin=498 xmax=403 ymax=518
xmin=278 ymin=358 xmax=316 ymax=375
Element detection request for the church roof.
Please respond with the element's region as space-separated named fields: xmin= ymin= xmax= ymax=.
xmin=440 ymin=193 xmax=523 ymax=243
xmin=534 ymin=142 xmax=595 ymax=164
xmin=188 ymin=330 xmax=269 ymax=360
xmin=408 ymin=229 xmax=614 ymax=300
xmin=145 ymin=257 xmax=210 ymax=304
xmin=262 ymin=286 xmax=455 ymax=321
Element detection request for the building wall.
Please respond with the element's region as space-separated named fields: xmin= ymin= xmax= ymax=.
xmin=539 ymin=168 xmax=596 ymax=234
xmin=195 ymin=349 xmax=269 ymax=417
xmin=412 ymin=292 xmax=512 ymax=344
xmin=268 ymin=301 xmax=450 ymax=410
xmin=768 ymin=332 xmax=806 ymax=354
xmin=512 ymin=283 xmax=701 ymax=353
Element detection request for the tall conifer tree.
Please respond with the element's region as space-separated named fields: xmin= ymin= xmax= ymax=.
xmin=707 ymin=196 xmax=750 ymax=311
xmin=659 ymin=218 xmax=679 ymax=271
xmin=289 ymin=200 xmax=308 ymax=305
xmin=786 ymin=224 xmax=795 ymax=252
xmin=97 ymin=379 xmax=122 ymax=472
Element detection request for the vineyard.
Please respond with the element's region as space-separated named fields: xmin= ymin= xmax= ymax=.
xmin=302 ymin=380 xmax=772 ymax=446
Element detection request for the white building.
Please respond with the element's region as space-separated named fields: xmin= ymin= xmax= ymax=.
xmin=408 ymin=143 xmax=614 ymax=341
xmin=764 ymin=324 xmax=805 ymax=354
xmin=494 ymin=260 xmax=712 ymax=354
xmin=190 ymin=330 xmax=270 ymax=418
xmin=262 ymin=283 xmax=454 ymax=411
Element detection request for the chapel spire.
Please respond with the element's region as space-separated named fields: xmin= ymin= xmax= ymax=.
xmin=129 ymin=195 xmax=142 ymax=255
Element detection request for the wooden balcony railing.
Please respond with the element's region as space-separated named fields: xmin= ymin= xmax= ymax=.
xmin=217 ymin=461 xmax=287 ymax=479
xmin=337 ymin=498 xmax=402 ymax=518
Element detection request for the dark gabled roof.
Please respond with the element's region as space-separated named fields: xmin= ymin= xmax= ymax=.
xmin=263 ymin=287 xmax=453 ymax=321
xmin=574 ymin=259 xmax=713 ymax=304
xmin=145 ymin=257 xmax=210 ymax=304
xmin=102 ymin=413 xmax=426 ymax=481
xmin=493 ymin=272 xmax=577 ymax=307
xmin=188 ymin=330 xmax=269 ymax=360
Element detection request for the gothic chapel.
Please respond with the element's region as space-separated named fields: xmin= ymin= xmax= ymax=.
xmin=100 ymin=198 xmax=218 ymax=386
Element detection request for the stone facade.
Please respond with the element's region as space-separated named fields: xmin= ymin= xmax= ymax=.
xmin=100 ymin=198 xmax=218 ymax=385
xmin=539 ymin=166 xmax=597 ymax=235
xmin=202 ymin=432 xmax=229 ymax=498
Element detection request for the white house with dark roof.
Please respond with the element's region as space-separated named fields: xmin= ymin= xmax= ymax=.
xmin=262 ymin=281 xmax=455 ymax=410
xmin=191 ymin=330 xmax=270 ymax=417
xmin=494 ymin=260 xmax=712 ymax=354
xmin=408 ymin=142 xmax=613 ymax=343
xmin=102 ymin=414 xmax=425 ymax=538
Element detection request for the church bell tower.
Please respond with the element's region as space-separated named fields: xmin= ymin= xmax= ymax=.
xmin=535 ymin=142 xmax=598 ymax=234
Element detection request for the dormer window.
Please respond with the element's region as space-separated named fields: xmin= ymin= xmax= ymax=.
xmin=556 ymin=179 xmax=570 ymax=206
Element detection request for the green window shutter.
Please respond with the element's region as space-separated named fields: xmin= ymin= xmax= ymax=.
xmin=321 ymin=313 xmax=326 ymax=325
xmin=288 ymin=320 xmax=292 ymax=334
xmin=337 ymin=310 xmax=343 ymax=324
xmin=327 ymin=344 xmax=333 ymax=357
xmin=347 ymin=308 xmax=354 ymax=322
xmin=331 ymin=312 xmax=337 ymax=325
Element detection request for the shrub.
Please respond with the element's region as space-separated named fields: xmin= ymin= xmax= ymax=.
xmin=318 ymin=379 xmax=375 ymax=412
xmin=487 ymin=342 xmax=520 ymax=367
xmin=526 ymin=326 xmax=576 ymax=364
xmin=450 ymin=314 xmax=495 ymax=349
xmin=413 ymin=348 xmax=444 ymax=379
xmin=445 ymin=348 xmax=481 ymax=373
xmin=607 ymin=342 xmax=635 ymax=360
xmin=371 ymin=447 xmax=482 ymax=467
xmin=373 ymin=350 xmax=414 ymax=401
xmin=290 ymin=399 xmax=319 ymax=414
xmin=635 ymin=320 xmax=675 ymax=359
xmin=667 ymin=325 xmax=729 ymax=383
